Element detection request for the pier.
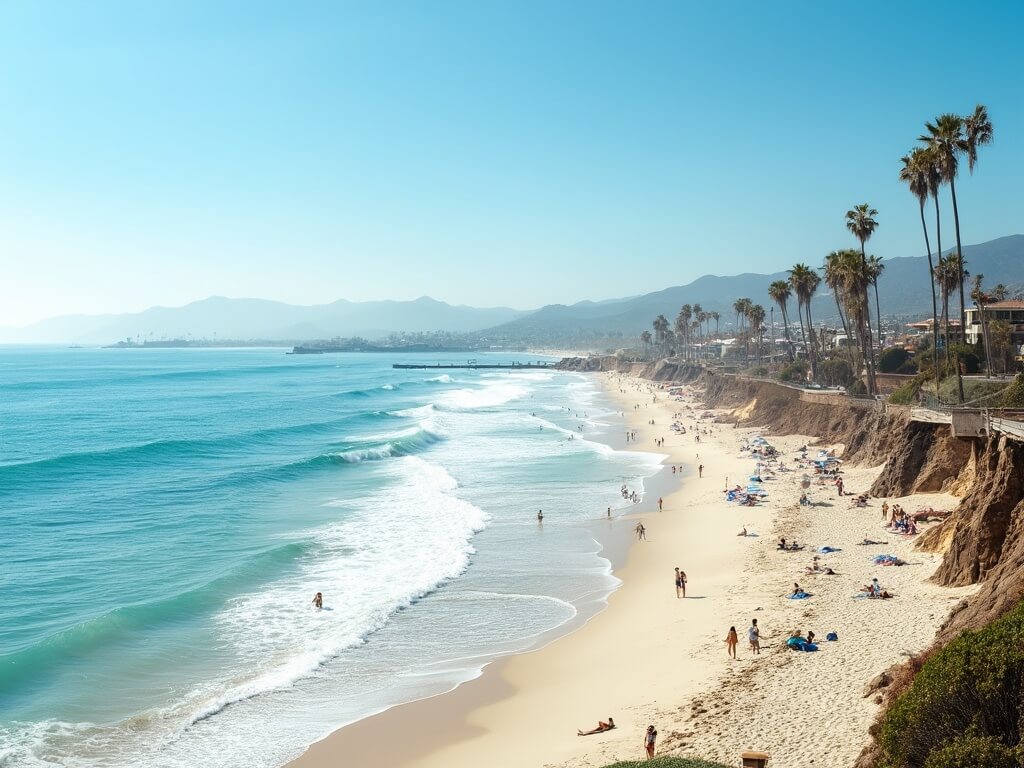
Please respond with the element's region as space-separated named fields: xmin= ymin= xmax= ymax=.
xmin=392 ymin=361 xmax=557 ymax=370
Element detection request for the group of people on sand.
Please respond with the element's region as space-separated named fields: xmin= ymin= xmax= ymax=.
xmin=724 ymin=618 xmax=762 ymax=658
xmin=621 ymin=484 xmax=640 ymax=503
xmin=862 ymin=577 xmax=894 ymax=599
xmin=884 ymin=503 xmax=918 ymax=534
xmin=577 ymin=719 xmax=658 ymax=760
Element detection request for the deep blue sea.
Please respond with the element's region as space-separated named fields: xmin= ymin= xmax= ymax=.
xmin=0 ymin=348 xmax=662 ymax=767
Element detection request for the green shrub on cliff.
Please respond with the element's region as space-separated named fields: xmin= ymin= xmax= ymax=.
xmin=778 ymin=361 xmax=808 ymax=383
xmin=887 ymin=379 xmax=920 ymax=404
xmin=818 ymin=358 xmax=854 ymax=387
xmin=879 ymin=599 xmax=1024 ymax=768
xmin=922 ymin=736 xmax=1020 ymax=768
xmin=1002 ymin=373 xmax=1024 ymax=408
xmin=879 ymin=347 xmax=910 ymax=373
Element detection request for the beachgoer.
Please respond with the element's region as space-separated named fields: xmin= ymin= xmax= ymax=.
xmin=312 ymin=592 xmax=323 ymax=609
xmin=658 ymin=497 xmax=663 ymax=511
xmin=738 ymin=526 xmax=747 ymax=537
xmin=644 ymin=725 xmax=657 ymax=759
xmin=674 ymin=567 xmax=683 ymax=598
xmin=748 ymin=619 xmax=761 ymax=654
xmin=678 ymin=570 xmax=687 ymax=598
xmin=725 ymin=626 xmax=739 ymax=659
xmin=806 ymin=630 xmax=816 ymax=645
xmin=577 ymin=717 xmax=615 ymax=736
xmin=635 ymin=522 xmax=646 ymax=541
xmin=698 ymin=464 xmax=704 ymax=478
xmin=607 ymin=507 xmax=611 ymax=518
xmin=537 ymin=509 xmax=544 ymax=523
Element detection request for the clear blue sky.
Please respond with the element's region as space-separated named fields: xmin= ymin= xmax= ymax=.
xmin=1 ymin=0 xmax=1022 ymax=326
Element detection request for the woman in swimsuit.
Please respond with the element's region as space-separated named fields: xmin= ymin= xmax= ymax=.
xmin=312 ymin=592 xmax=323 ymax=609
xmin=577 ymin=717 xmax=614 ymax=736
xmin=725 ymin=626 xmax=739 ymax=658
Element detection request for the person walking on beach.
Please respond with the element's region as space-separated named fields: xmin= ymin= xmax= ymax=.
xmin=725 ymin=626 xmax=739 ymax=658
xmin=698 ymin=464 xmax=704 ymax=478
xmin=644 ymin=725 xmax=657 ymax=759
xmin=635 ymin=521 xmax=646 ymax=540
xmin=312 ymin=592 xmax=323 ymax=609
xmin=836 ymin=476 xmax=844 ymax=497
xmin=748 ymin=618 xmax=761 ymax=654
xmin=658 ymin=496 xmax=663 ymax=511
xmin=677 ymin=569 xmax=687 ymax=597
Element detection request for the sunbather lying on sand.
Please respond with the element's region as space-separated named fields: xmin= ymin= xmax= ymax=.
xmin=859 ymin=539 xmax=888 ymax=545
xmin=578 ymin=717 xmax=615 ymax=735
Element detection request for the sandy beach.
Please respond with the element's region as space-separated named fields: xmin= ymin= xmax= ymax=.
xmin=289 ymin=371 xmax=975 ymax=768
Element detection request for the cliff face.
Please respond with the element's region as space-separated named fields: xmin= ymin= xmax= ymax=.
xmin=929 ymin=435 xmax=1024 ymax=589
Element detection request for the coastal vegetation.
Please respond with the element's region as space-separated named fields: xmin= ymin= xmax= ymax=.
xmin=877 ymin=599 xmax=1024 ymax=768
xmin=636 ymin=104 xmax=1021 ymax=400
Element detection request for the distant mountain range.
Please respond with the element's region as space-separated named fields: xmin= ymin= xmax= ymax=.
xmin=0 ymin=296 xmax=528 ymax=345
xmin=486 ymin=234 xmax=1024 ymax=341
xmin=4 ymin=235 xmax=1021 ymax=345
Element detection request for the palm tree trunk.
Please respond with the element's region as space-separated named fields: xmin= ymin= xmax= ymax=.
xmin=796 ymin=303 xmax=808 ymax=371
xmin=980 ymin=301 xmax=993 ymax=378
xmin=805 ymin=302 xmax=817 ymax=381
xmin=919 ymin=201 xmax=941 ymax=402
xmin=858 ymin=244 xmax=877 ymax=395
xmin=873 ymin=281 xmax=883 ymax=346
xmin=949 ymin=176 xmax=966 ymax=403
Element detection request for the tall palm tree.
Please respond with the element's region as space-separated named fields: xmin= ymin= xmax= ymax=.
xmin=921 ymin=113 xmax=971 ymax=401
xmin=789 ymin=264 xmax=819 ymax=380
xmin=768 ymin=280 xmax=794 ymax=360
xmin=970 ymin=273 xmax=994 ymax=377
xmin=934 ymin=258 xmax=957 ymax=370
xmin=711 ymin=311 xmax=720 ymax=338
xmin=732 ymin=299 xmax=746 ymax=334
xmin=676 ymin=305 xmax=692 ymax=359
xmin=963 ymin=104 xmax=994 ymax=174
xmin=652 ymin=314 xmax=669 ymax=355
xmin=899 ymin=148 xmax=942 ymax=397
xmin=747 ymin=304 xmax=766 ymax=366
xmin=822 ymin=251 xmax=855 ymax=362
xmin=845 ymin=203 xmax=880 ymax=394
xmin=867 ymin=255 xmax=885 ymax=345
xmin=640 ymin=330 xmax=652 ymax=357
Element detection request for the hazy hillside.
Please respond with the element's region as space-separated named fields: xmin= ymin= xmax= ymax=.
xmin=0 ymin=296 xmax=529 ymax=344
xmin=5 ymin=236 xmax=1020 ymax=345
xmin=488 ymin=235 xmax=1024 ymax=341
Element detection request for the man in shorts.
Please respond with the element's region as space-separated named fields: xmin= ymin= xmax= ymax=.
xmin=748 ymin=618 xmax=761 ymax=654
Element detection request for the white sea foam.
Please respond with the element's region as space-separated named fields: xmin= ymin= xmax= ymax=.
xmin=437 ymin=381 xmax=527 ymax=410
xmin=191 ymin=456 xmax=487 ymax=729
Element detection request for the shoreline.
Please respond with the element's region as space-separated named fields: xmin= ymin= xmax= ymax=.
xmin=287 ymin=372 xmax=742 ymax=768
xmin=287 ymin=370 xmax=975 ymax=768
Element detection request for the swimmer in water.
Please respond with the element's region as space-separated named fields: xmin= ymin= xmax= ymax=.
xmin=537 ymin=509 xmax=544 ymax=523
xmin=312 ymin=592 xmax=323 ymax=609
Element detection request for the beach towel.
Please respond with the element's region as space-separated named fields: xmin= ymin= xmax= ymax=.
xmin=788 ymin=592 xmax=812 ymax=600
xmin=803 ymin=643 xmax=818 ymax=652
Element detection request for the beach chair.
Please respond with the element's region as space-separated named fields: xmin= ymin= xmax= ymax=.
xmin=741 ymin=750 xmax=770 ymax=767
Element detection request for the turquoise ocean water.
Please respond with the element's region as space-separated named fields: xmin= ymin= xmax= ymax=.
xmin=0 ymin=348 xmax=663 ymax=767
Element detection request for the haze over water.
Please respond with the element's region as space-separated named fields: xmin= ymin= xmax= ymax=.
xmin=0 ymin=348 xmax=662 ymax=767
